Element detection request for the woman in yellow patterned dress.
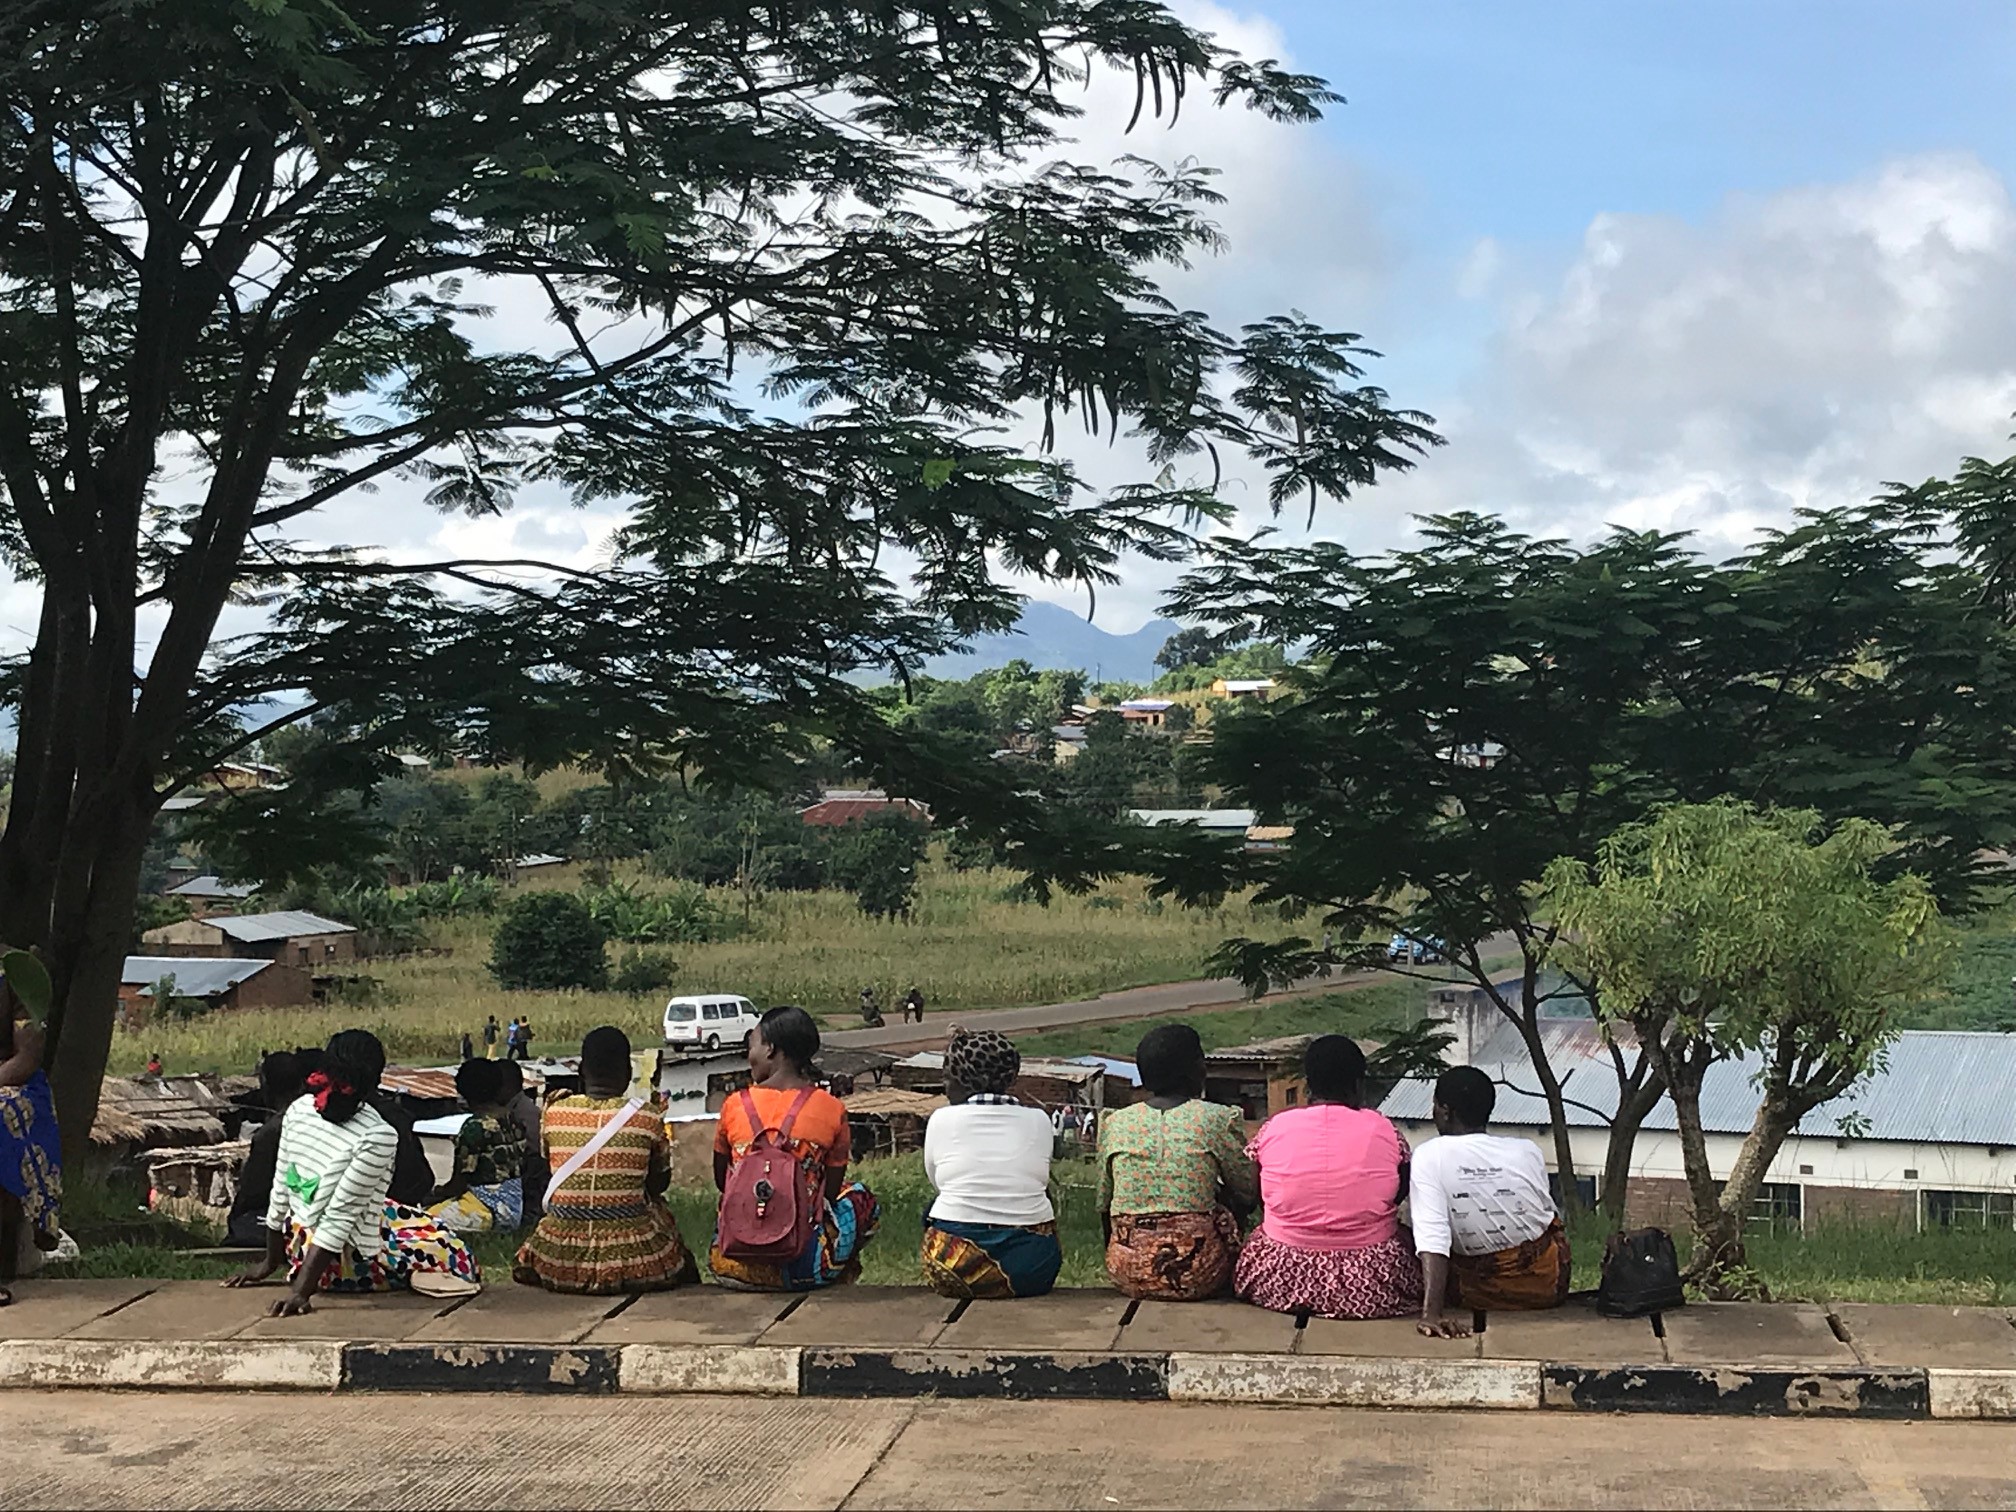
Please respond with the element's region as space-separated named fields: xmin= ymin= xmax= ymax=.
xmin=514 ymin=1026 xmax=697 ymax=1294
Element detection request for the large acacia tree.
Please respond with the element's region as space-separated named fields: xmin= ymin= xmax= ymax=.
xmin=0 ymin=0 xmax=1438 ymax=1150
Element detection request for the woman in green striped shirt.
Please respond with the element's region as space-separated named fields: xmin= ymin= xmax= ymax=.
xmin=228 ymin=1029 xmax=478 ymax=1314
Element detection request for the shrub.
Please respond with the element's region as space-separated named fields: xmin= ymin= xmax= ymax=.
xmin=612 ymin=949 xmax=680 ymax=997
xmin=583 ymin=880 xmax=732 ymax=944
xmin=489 ymin=892 xmax=609 ymax=991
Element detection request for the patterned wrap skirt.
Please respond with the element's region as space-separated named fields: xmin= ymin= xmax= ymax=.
xmin=0 ymin=1071 xmax=60 ymax=1236
xmin=1447 ymin=1219 xmax=1572 ymax=1311
xmin=514 ymin=1194 xmax=696 ymax=1295
xmin=709 ymin=1182 xmax=881 ymax=1292
xmin=920 ymin=1218 xmax=1063 ymax=1299
xmin=1105 ymin=1209 xmax=1242 ymax=1302
xmin=286 ymin=1201 xmax=481 ymax=1294
xmin=1233 ymin=1229 xmax=1425 ymax=1320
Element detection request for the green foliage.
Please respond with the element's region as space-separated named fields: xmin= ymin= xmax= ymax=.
xmin=583 ymin=881 xmax=732 ymax=944
xmin=823 ymin=815 xmax=925 ymax=922
xmin=488 ymin=893 xmax=609 ymax=992
xmin=610 ymin=949 xmax=680 ymax=998
xmin=1545 ymin=800 xmax=1947 ymax=1280
xmin=1152 ymin=496 xmax=2016 ymax=1209
xmin=2 ymin=948 xmax=53 ymax=1024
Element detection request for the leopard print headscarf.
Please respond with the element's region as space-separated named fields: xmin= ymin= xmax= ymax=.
xmin=945 ymin=1027 xmax=1022 ymax=1095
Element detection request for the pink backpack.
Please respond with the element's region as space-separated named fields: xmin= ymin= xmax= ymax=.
xmin=716 ymin=1087 xmax=816 ymax=1261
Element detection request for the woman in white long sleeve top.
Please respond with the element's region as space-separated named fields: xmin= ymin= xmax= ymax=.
xmin=919 ymin=1028 xmax=1062 ymax=1298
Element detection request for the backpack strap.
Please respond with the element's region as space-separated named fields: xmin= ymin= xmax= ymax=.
xmin=776 ymin=1086 xmax=815 ymax=1143
xmin=738 ymin=1085 xmax=816 ymax=1143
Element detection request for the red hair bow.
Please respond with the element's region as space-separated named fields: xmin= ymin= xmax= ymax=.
xmin=306 ymin=1069 xmax=354 ymax=1113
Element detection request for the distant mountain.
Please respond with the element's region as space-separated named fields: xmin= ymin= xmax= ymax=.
xmin=921 ymin=600 xmax=1180 ymax=685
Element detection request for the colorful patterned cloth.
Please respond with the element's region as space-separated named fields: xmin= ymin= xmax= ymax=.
xmin=452 ymin=1112 xmax=525 ymax=1188
xmin=431 ymin=1179 xmax=523 ymax=1234
xmin=1105 ymin=1208 xmax=1242 ymax=1301
xmin=709 ymin=1182 xmax=880 ymax=1292
xmin=285 ymin=1201 xmax=480 ymax=1293
xmin=0 ymin=1070 xmax=61 ymax=1237
xmin=514 ymin=1095 xmax=696 ymax=1294
xmin=921 ymin=1217 xmax=1062 ymax=1299
xmin=1097 ymin=1099 xmax=1257 ymax=1216
xmin=1233 ymin=1229 xmax=1424 ymax=1320
xmin=1447 ymin=1218 xmax=1571 ymax=1311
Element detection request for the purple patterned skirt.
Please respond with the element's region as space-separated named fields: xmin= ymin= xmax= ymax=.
xmin=1232 ymin=1229 xmax=1425 ymax=1320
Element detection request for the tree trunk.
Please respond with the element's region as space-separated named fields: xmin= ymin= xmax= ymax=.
xmin=1598 ymin=1070 xmax=1667 ymax=1227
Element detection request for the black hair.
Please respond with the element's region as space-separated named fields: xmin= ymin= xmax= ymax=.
xmin=756 ymin=1005 xmax=820 ymax=1075
xmin=258 ymin=1050 xmax=305 ymax=1108
xmin=1305 ymin=1035 xmax=1367 ymax=1104
xmin=1135 ymin=1023 xmax=1206 ymax=1097
xmin=1434 ymin=1065 xmax=1496 ymax=1128
xmin=580 ymin=1025 xmax=633 ymax=1084
xmin=456 ymin=1057 xmax=504 ymax=1107
xmin=495 ymin=1058 xmax=525 ymax=1097
xmin=317 ymin=1028 xmax=387 ymax=1125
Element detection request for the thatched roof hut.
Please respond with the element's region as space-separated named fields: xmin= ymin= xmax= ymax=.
xmin=90 ymin=1074 xmax=251 ymax=1149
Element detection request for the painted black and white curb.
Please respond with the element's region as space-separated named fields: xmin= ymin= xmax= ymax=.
xmin=3 ymin=1338 xmax=2012 ymax=1418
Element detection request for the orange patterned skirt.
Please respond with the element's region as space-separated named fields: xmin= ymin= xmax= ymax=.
xmin=1105 ymin=1209 xmax=1242 ymax=1301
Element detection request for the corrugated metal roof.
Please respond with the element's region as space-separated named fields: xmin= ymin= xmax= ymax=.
xmin=165 ymin=875 xmax=260 ymax=899
xmin=1128 ymin=808 xmax=1258 ymax=830
xmin=1380 ymin=1018 xmax=2016 ymax=1147
xmin=210 ymin=910 xmax=354 ymax=942
xmin=1070 ymin=1055 xmax=1143 ymax=1087
xmin=379 ymin=1067 xmax=461 ymax=1101
xmin=122 ymin=955 xmax=271 ymax=996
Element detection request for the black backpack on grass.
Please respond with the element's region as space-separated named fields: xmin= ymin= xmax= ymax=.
xmin=1596 ymin=1227 xmax=1686 ymax=1317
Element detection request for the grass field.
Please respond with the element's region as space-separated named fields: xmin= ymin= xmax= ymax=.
xmin=108 ymin=865 xmax=1301 ymax=1076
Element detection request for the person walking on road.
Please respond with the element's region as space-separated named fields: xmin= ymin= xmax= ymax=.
xmin=902 ymin=987 xmax=926 ymax=1024
xmin=483 ymin=1016 xmax=500 ymax=1059
xmin=858 ymin=987 xmax=884 ymax=1028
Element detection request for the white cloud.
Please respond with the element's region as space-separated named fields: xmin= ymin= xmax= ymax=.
xmin=1399 ymin=152 xmax=2016 ymax=554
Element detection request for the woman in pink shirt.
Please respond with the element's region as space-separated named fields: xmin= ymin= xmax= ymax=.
xmin=1232 ymin=1036 xmax=1425 ymax=1319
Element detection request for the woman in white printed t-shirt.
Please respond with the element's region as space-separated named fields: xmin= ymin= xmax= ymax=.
xmin=227 ymin=1029 xmax=479 ymax=1315
xmin=1408 ymin=1065 xmax=1569 ymax=1338
xmin=918 ymin=1028 xmax=1062 ymax=1298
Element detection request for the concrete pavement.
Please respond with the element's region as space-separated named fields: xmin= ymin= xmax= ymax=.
xmin=5 ymin=1391 xmax=2013 ymax=1510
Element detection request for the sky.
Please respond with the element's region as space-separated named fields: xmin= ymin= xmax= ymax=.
xmin=10 ymin=2 xmax=2016 ymax=658
xmin=1024 ymin=0 xmax=2016 ymax=628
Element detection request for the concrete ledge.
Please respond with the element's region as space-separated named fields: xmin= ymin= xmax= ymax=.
xmin=1168 ymin=1353 xmax=1538 ymax=1409
xmin=1543 ymin=1365 xmax=1929 ymax=1417
xmin=343 ymin=1343 xmax=619 ymax=1394
xmin=0 ymin=1339 xmax=341 ymax=1391
xmin=1928 ymin=1369 xmax=2016 ymax=1419
xmin=800 ymin=1348 xmax=1168 ymax=1400
xmin=620 ymin=1343 xmax=801 ymax=1396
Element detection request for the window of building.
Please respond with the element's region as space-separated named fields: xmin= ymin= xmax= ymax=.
xmin=1547 ymin=1173 xmax=1598 ymax=1211
xmin=1922 ymin=1190 xmax=2016 ymax=1231
xmin=1749 ymin=1182 xmax=1803 ymax=1230
xmin=1283 ymin=1086 xmax=1299 ymax=1106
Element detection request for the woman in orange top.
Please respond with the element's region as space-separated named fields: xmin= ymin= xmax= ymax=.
xmin=709 ymin=1005 xmax=880 ymax=1290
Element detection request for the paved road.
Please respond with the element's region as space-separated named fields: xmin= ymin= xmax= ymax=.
xmin=7 ymin=1392 xmax=2010 ymax=1510
xmin=825 ymin=962 xmax=1473 ymax=1054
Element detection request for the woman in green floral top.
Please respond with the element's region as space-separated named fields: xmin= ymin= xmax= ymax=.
xmin=1097 ymin=1024 xmax=1258 ymax=1300
xmin=429 ymin=1059 xmax=527 ymax=1232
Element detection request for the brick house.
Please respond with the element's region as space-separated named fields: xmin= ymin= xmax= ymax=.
xmin=1381 ymin=985 xmax=2016 ymax=1234
xmin=119 ymin=955 xmax=313 ymax=1013
xmin=140 ymin=909 xmax=358 ymax=967
xmin=797 ymin=790 xmax=932 ymax=828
